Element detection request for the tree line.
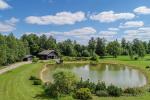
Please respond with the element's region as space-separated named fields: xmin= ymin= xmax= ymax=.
xmin=0 ymin=33 xmax=149 ymax=65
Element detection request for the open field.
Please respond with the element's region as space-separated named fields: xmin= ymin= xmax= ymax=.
xmin=0 ymin=56 xmax=150 ymax=100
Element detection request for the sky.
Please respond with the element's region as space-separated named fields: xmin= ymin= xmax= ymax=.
xmin=0 ymin=0 xmax=150 ymax=44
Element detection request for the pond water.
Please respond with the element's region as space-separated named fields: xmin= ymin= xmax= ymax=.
xmin=42 ymin=63 xmax=147 ymax=88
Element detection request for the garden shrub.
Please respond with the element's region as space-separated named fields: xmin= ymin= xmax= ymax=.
xmin=146 ymin=66 xmax=150 ymax=69
xmin=90 ymin=61 xmax=99 ymax=65
xmin=33 ymin=80 xmax=42 ymax=85
xmin=107 ymin=84 xmax=122 ymax=97
xmin=95 ymin=90 xmax=109 ymax=97
xmin=124 ymin=88 xmax=143 ymax=96
xmin=32 ymin=56 xmax=39 ymax=63
xmin=95 ymin=81 xmax=106 ymax=91
xmin=76 ymin=78 xmax=96 ymax=93
xmin=90 ymin=54 xmax=99 ymax=61
xmin=44 ymin=83 xmax=60 ymax=98
xmin=73 ymin=88 xmax=92 ymax=100
xmin=134 ymin=56 xmax=139 ymax=60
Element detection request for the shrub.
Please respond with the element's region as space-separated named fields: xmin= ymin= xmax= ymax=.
xmin=90 ymin=61 xmax=99 ymax=65
xmin=146 ymin=66 xmax=150 ymax=69
xmin=32 ymin=56 xmax=39 ymax=63
xmin=90 ymin=54 xmax=99 ymax=61
xmin=107 ymin=84 xmax=122 ymax=97
xmin=33 ymin=80 xmax=42 ymax=85
xmin=134 ymin=56 xmax=138 ymax=60
xmin=44 ymin=83 xmax=60 ymax=98
xmin=95 ymin=90 xmax=109 ymax=97
xmin=73 ymin=88 xmax=92 ymax=100
xmin=53 ymin=69 xmax=77 ymax=94
xmin=124 ymin=88 xmax=143 ymax=96
xmin=95 ymin=81 xmax=106 ymax=91
xmin=29 ymin=76 xmax=39 ymax=80
xmin=148 ymin=87 xmax=150 ymax=92
xmin=82 ymin=50 xmax=90 ymax=57
xmin=76 ymin=78 xmax=96 ymax=93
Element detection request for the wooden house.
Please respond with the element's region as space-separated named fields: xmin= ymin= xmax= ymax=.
xmin=38 ymin=50 xmax=58 ymax=60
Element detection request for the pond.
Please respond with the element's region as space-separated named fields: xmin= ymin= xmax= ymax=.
xmin=42 ymin=63 xmax=147 ymax=88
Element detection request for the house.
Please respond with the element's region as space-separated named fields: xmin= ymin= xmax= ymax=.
xmin=38 ymin=50 xmax=58 ymax=60
xmin=23 ymin=55 xmax=33 ymax=61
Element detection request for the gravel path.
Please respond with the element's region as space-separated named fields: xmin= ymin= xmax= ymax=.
xmin=0 ymin=61 xmax=31 ymax=75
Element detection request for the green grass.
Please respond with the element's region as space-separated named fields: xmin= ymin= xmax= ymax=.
xmin=0 ymin=56 xmax=150 ymax=100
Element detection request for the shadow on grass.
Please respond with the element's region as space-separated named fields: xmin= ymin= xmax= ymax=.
xmin=34 ymin=92 xmax=58 ymax=100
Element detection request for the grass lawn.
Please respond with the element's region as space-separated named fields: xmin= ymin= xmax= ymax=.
xmin=0 ymin=56 xmax=150 ymax=100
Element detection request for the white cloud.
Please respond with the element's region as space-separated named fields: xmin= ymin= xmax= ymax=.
xmin=99 ymin=31 xmax=117 ymax=35
xmin=0 ymin=0 xmax=11 ymax=10
xmin=123 ymin=27 xmax=150 ymax=41
xmin=25 ymin=11 xmax=86 ymax=25
xmin=90 ymin=11 xmax=135 ymax=23
xmin=0 ymin=17 xmax=19 ymax=32
xmin=134 ymin=6 xmax=150 ymax=14
xmin=23 ymin=27 xmax=96 ymax=44
xmin=119 ymin=21 xmax=144 ymax=28
xmin=108 ymin=28 xmax=119 ymax=31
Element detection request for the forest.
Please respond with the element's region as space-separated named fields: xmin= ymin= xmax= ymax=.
xmin=0 ymin=33 xmax=149 ymax=65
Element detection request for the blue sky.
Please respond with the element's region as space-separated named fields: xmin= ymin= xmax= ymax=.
xmin=0 ymin=0 xmax=150 ymax=44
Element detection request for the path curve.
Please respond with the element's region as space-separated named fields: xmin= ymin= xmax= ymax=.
xmin=0 ymin=61 xmax=31 ymax=75
xmin=40 ymin=64 xmax=49 ymax=83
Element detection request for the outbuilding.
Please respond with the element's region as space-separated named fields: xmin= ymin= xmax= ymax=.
xmin=23 ymin=55 xmax=33 ymax=61
xmin=38 ymin=50 xmax=58 ymax=60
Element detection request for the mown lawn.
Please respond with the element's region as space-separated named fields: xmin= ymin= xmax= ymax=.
xmin=0 ymin=56 xmax=150 ymax=100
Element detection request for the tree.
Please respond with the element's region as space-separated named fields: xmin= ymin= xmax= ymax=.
xmin=127 ymin=42 xmax=134 ymax=59
xmin=121 ymin=38 xmax=127 ymax=49
xmin=121 ymin=38 xmax=128 ymax=55
xmin=58 ymin=39 xmax=76 ymax=56
xmin=143 ymin=41 xmax=148 ymax=54
xmin=53 ymin=69 xmax=77 ymax=94
xmin=148 ymin=40 xmax=150 ymax=54
xmin=95 ymin=38 xmax=106 ymax=58
xmin=106 ymin=40 xmax=120 ymax=58
xmin=88 ymin=37 xmax=96 ymax=56
xmin=132 ymin=39 xmax=146 ymax=58
xmin=45 ymin=36 xmax=57 ymax=50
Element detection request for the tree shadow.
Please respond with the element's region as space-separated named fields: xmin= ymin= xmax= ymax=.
xmin=34 ymin=93 xmax=53 ymax=100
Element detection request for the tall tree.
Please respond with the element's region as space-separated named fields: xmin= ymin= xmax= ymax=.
xmin=106 ymin=40 xmax=120 ymax=58
xmin=132 ymin=39 xmax=146 ymax=58
xmin=95 ymin=38 xmax=106 ymax=58
xmin=88 ymin=37 xmax=96 ymax=56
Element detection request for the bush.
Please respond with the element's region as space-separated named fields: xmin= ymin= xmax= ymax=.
xmin=134 ymin=56 xmax=139 ymax=60
xmin=33 ymin=80 xmax=42 ymax=85
xmin=90 ymin=54 xmax=99 ymax=61
xmin=107 ymin=84 xmax=122 ymax=97
xmin=90 ymin=61 xmax=99 ymax=65
xmin=148 ymin=87 xmax=150 ymax=92
xmin=124 ymin=88 xmax=143 ymax=96
xmin=32 ymin=56 xmax=39 ymax=63
xmin=29 ymin=76 xmax=39 ymax=80
xmin=95 ymin=81 xmax=106 ymax=91
xmin=73 ymin=88 xmax=92 ymax=100
xmin=146 ymin=66 xmax=150 ymax=69
xmin=44 ymin=83 xmax=60 ymax=98
xmin=95 ymin=90 xmax=109 ymax=97
xmin=82 ymin=50 xmax=90 ymax=57
xmin=76 ymin=79 xmax=96 ymax=93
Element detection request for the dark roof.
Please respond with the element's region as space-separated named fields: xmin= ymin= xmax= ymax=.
xmin=23 ymin=55 xmax=33 ymax=59
xmin=38 ymin=50 xmax=55 ymax=55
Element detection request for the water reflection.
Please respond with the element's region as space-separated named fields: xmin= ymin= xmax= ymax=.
xmin=43 ymin=63 xmax=147 ymax=88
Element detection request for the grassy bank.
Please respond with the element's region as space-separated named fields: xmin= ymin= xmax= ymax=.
xmin=0 ymin=56 xmax=150 ymax=100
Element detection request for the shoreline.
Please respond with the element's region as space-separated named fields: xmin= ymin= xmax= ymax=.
xmin=40 ymin=61 xmax=149 ymax=88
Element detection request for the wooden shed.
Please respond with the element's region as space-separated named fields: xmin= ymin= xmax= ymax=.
xmin=23 ymin=55 xmax=33 ymax=61
xmin=38 ymin=50 xmax=58 ymax=60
